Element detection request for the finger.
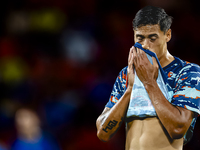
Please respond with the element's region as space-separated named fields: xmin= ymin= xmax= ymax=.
xmin=137 ymin=48 xmax=144 ymax=59
xmin=152 ymin=57 xmax=159 ymax=68
xmin=132 ymin=46 xmax=138 ymax=66
xmin=128 ymin=47 xmax=135 ymax=73
xmin=139 ymin=49 xmax=148 ymax=62
xmin=136 ymin=48 xmax=142 ymax=64
xmin=138 ymin=48 xmax=145 ymax=59
xmin=152 ymin=57 xmax=159 ymax=79
xmin=128 ymin=46 xmax=134 ymax=62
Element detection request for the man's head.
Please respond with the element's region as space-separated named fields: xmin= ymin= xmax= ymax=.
xmin=133 ymin=6 xmax=172 ymax=33
xmin=133 ymin=6 xmax=173 ymax=59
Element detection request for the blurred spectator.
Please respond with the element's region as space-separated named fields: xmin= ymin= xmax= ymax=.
xmin=11 ymin=108 xmax=60 ymax=150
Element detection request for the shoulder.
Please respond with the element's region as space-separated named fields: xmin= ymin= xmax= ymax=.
xmin=117 ymin=66 xmax=128 ymax=83
xmin=170 ymin=57 xmax=200 ymax=78
xmin=166 ymin=57 xmax=200 ymax=89
xmin=177 ymin=59 xmax=200 ymax=79
xmin=173 ymin=58 xmax=200 ymax=90
xmin=119 ymin=66 xmax=128 ymax=75
xmin=171 ymin=58 xmax=200 ymax=115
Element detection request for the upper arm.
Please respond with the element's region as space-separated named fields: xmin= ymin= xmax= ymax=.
xmin=171 ymin=64 xmax=200 ymax=115
xmin=171 ymin=64 xmax=200 ymax=142
xmin=106 ymin=67 xmax=128 ymax=108
xmin=176 ymin=106 xmax=194 ymax=127
xmin=172 ymin=106 xmax=195 ymax=142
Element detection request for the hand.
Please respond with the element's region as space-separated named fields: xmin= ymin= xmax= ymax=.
xmin=132 ymin=48 xmax=158 ymax=86
xmin=127 ymin=46 xmax=135 ymax=89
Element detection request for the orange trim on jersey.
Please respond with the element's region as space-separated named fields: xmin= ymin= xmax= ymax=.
xmin=181 ymin=77 xmax=188 ymax=81
xmin=173 ymin=94 xmax=200 ymax=99
xmin=110 ymin=96 xmax=118 ymax=103
xmin=181 ymin=86 xmax=191 ymax=88
xmin=168 ymin=71 xmax=173 ymax=78
xmin=122 ymin=71 xmax=127 ymax=81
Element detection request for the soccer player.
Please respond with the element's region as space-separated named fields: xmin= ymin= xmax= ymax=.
xmin=96 ymin=6 xmax=200 ymax=150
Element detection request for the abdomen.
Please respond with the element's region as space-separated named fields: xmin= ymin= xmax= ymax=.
xmin=125 ymin=117 xmax=183 ymax=150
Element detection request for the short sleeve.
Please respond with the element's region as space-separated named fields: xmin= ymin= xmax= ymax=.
xmin=105 ymin=67 xmax=128 ymax=108
xmin=171 ymin=64 xmax=200 ymax=115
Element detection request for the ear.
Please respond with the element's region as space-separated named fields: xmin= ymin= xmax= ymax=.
xmin=166 ymin=29 xmax=172 ymax=42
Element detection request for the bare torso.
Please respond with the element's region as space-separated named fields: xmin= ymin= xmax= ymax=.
xmin=125 ymin=117 xmax=183 ymax=150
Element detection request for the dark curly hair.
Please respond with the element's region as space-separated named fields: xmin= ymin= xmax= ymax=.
xmin=132 ymin=6 xmax=173 ymax=33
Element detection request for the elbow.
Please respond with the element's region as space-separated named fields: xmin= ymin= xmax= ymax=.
xmin=96 ymin=117 xmax=111 ymax=142
xmin=169 ymin=128 xmax=186 ymax=140
xmin=97 ymin=130 xmax=110 ymax=142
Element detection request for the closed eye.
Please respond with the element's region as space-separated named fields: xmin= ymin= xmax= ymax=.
xmin=150 ymin=38 xmax=156 ymax=42
xmin=137 ymin=37 xmax=144 ymax=41
xmin=136 ymin=35 xmax=145 ymax=41
xmin=149 ymin=34 xmax=158 ymax=42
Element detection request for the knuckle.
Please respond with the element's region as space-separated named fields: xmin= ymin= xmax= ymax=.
xmin=134 ymin=64 xmax=139 ymax=70
xmin=133 ymin=56 xmax=137 ymax=61
xmin=155 ymin=64 xmax=159 ymax=69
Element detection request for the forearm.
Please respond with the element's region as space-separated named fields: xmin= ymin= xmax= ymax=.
xmin=144 ymin=81 xmax=193 ymax=139
xmin=96 ymin=87 xmax=132 ymax=141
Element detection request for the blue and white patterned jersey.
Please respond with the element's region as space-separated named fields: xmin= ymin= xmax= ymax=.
xmin=105 ymin=56 xmax=200 ymax=144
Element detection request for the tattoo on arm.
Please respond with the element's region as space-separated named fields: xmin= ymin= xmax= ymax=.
xmin=102 ymin=120 xmax=118 ymax=133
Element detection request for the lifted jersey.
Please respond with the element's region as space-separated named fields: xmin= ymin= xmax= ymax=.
xmin=106 ymin=56 xmax=200 ymax=144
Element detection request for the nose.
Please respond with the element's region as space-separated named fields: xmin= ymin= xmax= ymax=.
xmin=141 ymin=39 xmax=150 ymax=50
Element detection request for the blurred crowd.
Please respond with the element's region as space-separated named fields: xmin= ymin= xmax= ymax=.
xmin=0 ymin=0 xmax=200 ymax=150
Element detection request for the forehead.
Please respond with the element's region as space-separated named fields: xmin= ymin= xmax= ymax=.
xmin=134 ymin=24 xmax=163 ymax=36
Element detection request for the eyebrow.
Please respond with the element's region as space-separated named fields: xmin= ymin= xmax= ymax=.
xmin=148 ymin=34 xmax=158 ymax=38
xmin=136 ymin=34 xmax=145 ymax=39
xmin=136 ymin=34 xmax=158 ymax=38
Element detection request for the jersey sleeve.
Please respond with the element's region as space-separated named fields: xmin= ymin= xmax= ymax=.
xmin=171 ymin=63 xmax=200 ymax=115
xmin=105 ymin=67 xmax=128 ymax=108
